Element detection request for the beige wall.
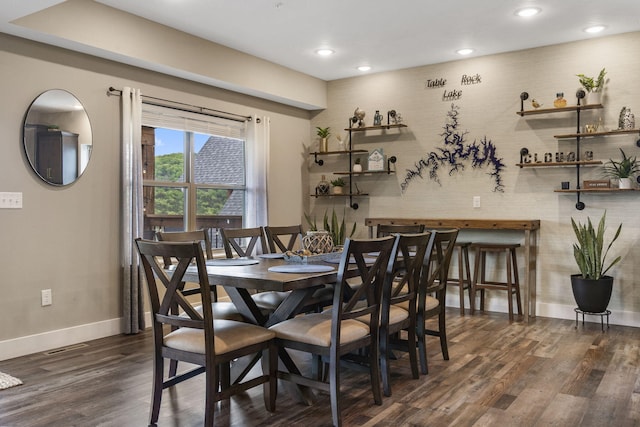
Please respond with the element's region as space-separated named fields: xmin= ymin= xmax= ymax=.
xmin=0 ymin=33 xmax=310 ymax=360
xmin=309 ymin=32 xmax=640 ymax=325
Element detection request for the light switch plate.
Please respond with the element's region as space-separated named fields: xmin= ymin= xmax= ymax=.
xmin=0 ymin=192 xmax=22 ymax=209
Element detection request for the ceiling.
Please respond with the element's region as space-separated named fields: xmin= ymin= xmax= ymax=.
xmin=2 ymin=0 xmax=640 ymax=81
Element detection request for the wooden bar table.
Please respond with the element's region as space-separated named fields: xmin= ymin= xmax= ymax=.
xmin=366 ymin=218 xmax=540 ymax=323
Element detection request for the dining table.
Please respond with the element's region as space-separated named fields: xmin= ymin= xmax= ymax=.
xmin=182 ymin=254 xmax=346 ymax=403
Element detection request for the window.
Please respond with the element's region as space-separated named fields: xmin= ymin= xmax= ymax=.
xmin=140 ymin=105 xmax=249 ymax=249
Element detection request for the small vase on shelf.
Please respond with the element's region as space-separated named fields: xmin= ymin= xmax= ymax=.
xmin=316 ymin=175 xmax=330 ymax=195
xmin=553 ymin=92 xmax=567 ymax=108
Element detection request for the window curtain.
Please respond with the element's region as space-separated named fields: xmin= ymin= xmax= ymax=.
xmin=245 ymin=115 xmax=269 ymax=228
xmin=121 ymin=87 xmax=145 ymax=334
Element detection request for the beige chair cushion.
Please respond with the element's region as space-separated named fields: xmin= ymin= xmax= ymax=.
xmin=164 ymin=319 xmax=275 ymax=355
xmin=252 ymin=291 xmax=290 ymax=311
xmin=193 ymin=302 xmax=246 ymax=322
xmin=397 ymin=295 xmax=439 ymax=312
xmin=269 ymin=313 xmax=369 ymax=347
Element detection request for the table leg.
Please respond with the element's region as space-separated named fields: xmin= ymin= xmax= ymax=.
xmin=523 ymin=229 xmax=537 ymax=323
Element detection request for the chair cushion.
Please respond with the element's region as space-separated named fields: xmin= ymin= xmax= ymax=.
xmin=164 ymin=319 xmax=275 ymax=355
xmin=193 ymin=302 xmax=246 ymax=322
xmin=398 ymin=296 xmax=439 ymax=312
xmin=269 ymin=313 xmax=369 ymax=347
xmin=252 ymin=291 xmax=290 ymax=311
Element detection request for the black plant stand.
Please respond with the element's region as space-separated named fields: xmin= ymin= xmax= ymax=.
xmin=574 ymin=308 xmax=611 ymax=332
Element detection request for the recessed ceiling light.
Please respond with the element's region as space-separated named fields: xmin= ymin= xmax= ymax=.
xmin=357 ymin=65 xmax=371 ymax=72
xmin=516 ymin=7 xmax=541 ymax=18
xmin=315 ymin=48 xmax=335 ymax=56
xmin=456 ymin=48 xmax=474 ymax=56
xmin=584 ymin=25 xmax=606 ymax=34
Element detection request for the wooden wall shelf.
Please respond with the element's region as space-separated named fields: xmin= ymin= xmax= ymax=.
xmin=516 ymin=104 xmax=603 ymax=116
xmin=554 ymin=129 xmax=640 ymax=139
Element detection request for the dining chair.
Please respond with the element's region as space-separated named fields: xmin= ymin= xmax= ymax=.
xmin=220 ymin=226 xmax=287 ymax=312
xmin=376 ymin=223 xmax=425 ymax=237
xmin=379 ymin=231 xmax=433 ymax=396
xmin=269 ymin=236 xmax=396 ymax=427
xmin=135 ymin=238 xmax=277 ymax=426
xmin=417 ymin=228 xmax=459 ymax=374
xmin=264 ymin=224 xmax=303 ymax=253
xmin=220 ymin=226 xmax=267 ymax=258
xmin=156 ymin=229 xmax=245 ymax=321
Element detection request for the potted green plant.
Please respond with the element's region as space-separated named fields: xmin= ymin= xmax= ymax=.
xmin=571 ymin=211 xmax=622 ymax=313
xmin=304 ymin=209 xmax=356 ymax=248
xmin=602 ymin=148 xmax=640 ymax=189
xmin=576 ymin=68 xmax=606 ymax=104
xmin=353 ymin=157 xmax=363 ymax=172
xmin=330 ymin=177 xmax=346 ymax=194
xmin=316 ymin=126 xmax=331 ymax=152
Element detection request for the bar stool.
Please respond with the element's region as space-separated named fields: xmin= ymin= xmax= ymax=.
xmin=471 ymin=242 xmax=522 ymax=320
xmin=445 ymin=241 xmax=474 ymax=315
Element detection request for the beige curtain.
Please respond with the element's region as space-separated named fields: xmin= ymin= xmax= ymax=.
xmin=121 ymin=87 xmax=145 ymax=334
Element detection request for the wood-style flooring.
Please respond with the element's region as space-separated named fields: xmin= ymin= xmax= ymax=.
xmin=1 ymin=309 xmax=639 ymax=427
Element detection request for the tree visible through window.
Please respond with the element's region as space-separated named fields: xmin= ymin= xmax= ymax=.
xmin=141 ymin=126 xmax=246 ymax=245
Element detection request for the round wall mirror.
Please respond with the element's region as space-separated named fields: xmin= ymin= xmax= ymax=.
xmin=23 ymin=89 xmax=93 ymax=186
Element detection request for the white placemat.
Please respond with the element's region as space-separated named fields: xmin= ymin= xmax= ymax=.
xmin=326 ymin=256 xmax=377 ymax=264
xmin=206 ymin=258 xmax=260 ymax=266
xmin=258 ymin=253 xmax=285 ymax=259
xmin=268 ymin=264 xmax=335 ymax=273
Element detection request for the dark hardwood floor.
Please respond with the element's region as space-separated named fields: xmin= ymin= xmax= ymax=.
xmin=1 ymin=309 xmax=639 ymax=427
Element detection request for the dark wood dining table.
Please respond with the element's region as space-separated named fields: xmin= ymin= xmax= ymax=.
xmin=182 ymin=255 xmax=343 ymax=403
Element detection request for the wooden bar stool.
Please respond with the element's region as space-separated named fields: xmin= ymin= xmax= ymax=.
xmin=445 ymin=241 xmax=474 ymax=315
xmin=471 ymin=242 xmax=522 ymax=320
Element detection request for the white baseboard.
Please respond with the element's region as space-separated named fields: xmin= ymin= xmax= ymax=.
xmin=0 ymin=312 xmax=153 ymax=362
xmin=446 ymin=293 xmax=640 ymax=328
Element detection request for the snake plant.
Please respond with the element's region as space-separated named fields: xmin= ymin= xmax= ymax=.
xmin=571 ymin=211 xmax=621 ymax=279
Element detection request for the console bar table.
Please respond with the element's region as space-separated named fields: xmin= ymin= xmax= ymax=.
xmin=365 ymin=218 xmax=540 ymax=323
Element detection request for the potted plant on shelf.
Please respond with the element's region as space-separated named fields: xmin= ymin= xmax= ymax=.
xmin=316 ymin=126 xmax=331 ymax=153
xmin=353 ymin=157 xmax=363 ymax=172
xmin=330 ymin=177 xmax=346 ymax=194
xmin=576 ymin=67 xmax=606 ymax=105
xmin=602 ymin=148 xmax=640 ymax=189
xmin=571 ymin=211 xmax=622 ymax=313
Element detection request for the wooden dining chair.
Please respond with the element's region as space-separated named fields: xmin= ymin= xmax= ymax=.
xmin=379 ymin=231 xmax=433 ymax=396
xmin=376 ymin=223 xmax=425 ymax=237
xmin=220 ymin=226 xmax=287 ymax=312
xmin=269 ymin=236 xmax=396 ymax=427
xmin=417 ymin=228 xmax=459 ymax=374
xmin=220 ymin=226 xmax=267 ymax=258
xmin=156 ymin=229 xmax=245 ymax=321
xmin=135 ymin=238 xmax=277 ymax=426
xmin=264 ymin=224 xmax=303 ymax=253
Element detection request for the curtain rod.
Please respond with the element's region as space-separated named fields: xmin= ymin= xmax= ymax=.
xmin=106 ymin=86 xmax=251 ymax=123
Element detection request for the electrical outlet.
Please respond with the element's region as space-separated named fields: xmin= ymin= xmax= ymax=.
xmin=41 ymin=289 xmax=52 ymax=306
xmin=473 ymin=196 xmax=481 ymax=208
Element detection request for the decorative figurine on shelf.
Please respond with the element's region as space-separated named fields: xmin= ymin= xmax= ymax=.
xmin=352 ymin=107 xmax=366 ymax=128
xmin=531 ymin=99 xmax=542 ymax=109
xmin=373 ymin=110 xmax=383 ymax=126
xmin=316 ymin=175 xmax=330 ymax=195
xmin=553 ymin=92 xmax=567 ymax=108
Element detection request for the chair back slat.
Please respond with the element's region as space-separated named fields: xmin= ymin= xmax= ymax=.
xmin=265 ymin=225 xmax=303 ymax=253
xmin=157 ymin=229 xmax=213 ymax=268
xmin=419 ymin=229 xmax=459 ymax=307
xmin=331 ymin=236 xmax=397 ymax=339
xmin=135 ymin=238 xmax=214 ymax=342
xmin=220 ymin=227 xmax=267 ymax=258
